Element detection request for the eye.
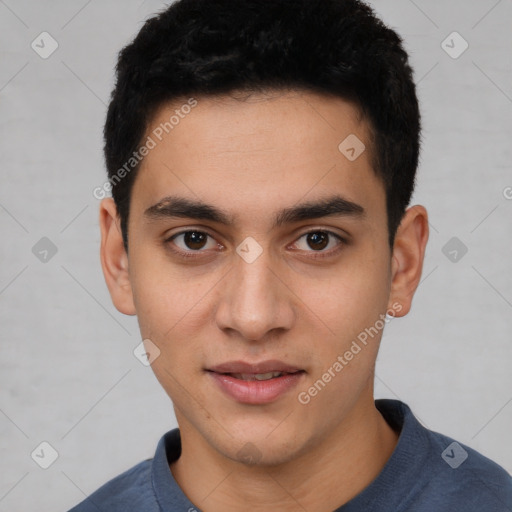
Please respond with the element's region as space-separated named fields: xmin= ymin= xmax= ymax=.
xmin=167 ymin=230 xmax=219 ymax=254
xmin=165 ymin=228 xmax=346 ymax=260
xmin=291 ymin=230 xmax=344 ymax=254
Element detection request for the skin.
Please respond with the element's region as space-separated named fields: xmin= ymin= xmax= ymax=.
xmin=99 ymin=90 xmax=429 ymax=511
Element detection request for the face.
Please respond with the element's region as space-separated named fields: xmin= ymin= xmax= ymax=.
xmin=101 ymin=90 xmax=423 ymax=466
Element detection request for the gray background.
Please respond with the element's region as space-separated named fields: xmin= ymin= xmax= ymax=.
xmin=1 ymin=0 xmax=511 ymax=510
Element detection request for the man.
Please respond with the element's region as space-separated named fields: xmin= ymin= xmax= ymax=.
xmin=71 ymin=0 xmax=512 ymax=510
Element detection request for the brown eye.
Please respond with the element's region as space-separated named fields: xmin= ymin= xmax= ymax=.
xmin=306 ymin=232 xmax=329 ymax=251
xmin=169 ymin=231 xmax=217 ymax=252
xmin=183 ymin=231 xmax=208 ymax=250
xmin=293 ymin=230 xmax=343 ymax=253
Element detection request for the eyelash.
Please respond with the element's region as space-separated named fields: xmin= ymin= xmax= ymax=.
xmin=164 ymin=229 xmax=346 ymax=260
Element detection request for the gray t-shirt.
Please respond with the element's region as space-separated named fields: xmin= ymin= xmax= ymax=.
xmin=69 ymin=399 xmax=512 ymax=511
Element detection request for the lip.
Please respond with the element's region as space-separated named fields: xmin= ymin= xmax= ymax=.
xmin=206 ymin=360 xmax=305 ymax=405
xmin=207 ymin=360 xmax=303 ymax=374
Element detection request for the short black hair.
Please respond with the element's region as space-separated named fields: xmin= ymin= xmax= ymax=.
xmin=104 ymin=0 xmax=421 ymax=251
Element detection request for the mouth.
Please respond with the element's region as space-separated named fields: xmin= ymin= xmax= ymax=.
xmin=205 ymin=361 xmax=306 ymax=404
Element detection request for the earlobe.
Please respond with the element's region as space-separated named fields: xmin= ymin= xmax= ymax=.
xmin=387 ymin=205 xmax=429 ymax=317
xmin=99 ymin=198 xmax=136 ymax=316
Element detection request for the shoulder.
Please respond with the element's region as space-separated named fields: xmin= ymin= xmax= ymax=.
xmin=423 ymin=427 xmax=512 ymax=509
xmin=375 ymin=399 xmax=512 ymax=511
xmin=67 ymin=458 xmax=158 ymax=512
xmin=67 ymin=428 xmax=185 ymax=512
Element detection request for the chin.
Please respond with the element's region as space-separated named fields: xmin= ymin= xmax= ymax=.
xmin=220 ymin=431 xmax=305 ymax=468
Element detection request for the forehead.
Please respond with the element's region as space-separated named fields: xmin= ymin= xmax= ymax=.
xmin=131 ymin=90 xmax=385 ymax=229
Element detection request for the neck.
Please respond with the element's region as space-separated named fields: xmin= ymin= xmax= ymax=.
xmin=169 ymin=395 xmax=399 ymax=512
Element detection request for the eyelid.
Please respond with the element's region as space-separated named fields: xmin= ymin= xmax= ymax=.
xmin=292 ymin=225 xmax=349 ymax=241
xmin=289 ymin=229 xmax=346 ymax=254
xmin=165 ymin=228 xmax=223 ymax=255
xmin=164 ymin=227 xmax=347 ymax=259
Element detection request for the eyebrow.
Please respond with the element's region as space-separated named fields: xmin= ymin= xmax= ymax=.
xmin=144 ymin=194 xmax=366 ymax=229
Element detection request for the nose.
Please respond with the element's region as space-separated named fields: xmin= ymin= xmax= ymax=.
xmin=214 ymin=246 xmax=295 ymax=342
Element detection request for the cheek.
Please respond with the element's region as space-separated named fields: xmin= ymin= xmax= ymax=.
xmin=297 ymin=273 xmax=388 ymax=411
xmin=297 ymin=256 xmax=391 ymax=394
xmin=132 ymin=270 xmax=210 ymax=404
xmin=130 ymin=244 xmax=207 ymax=327
xmin=130 ymin=264 xmax=212 ymax=378
xmin=299 ymin=257 xmax=390 ymax=341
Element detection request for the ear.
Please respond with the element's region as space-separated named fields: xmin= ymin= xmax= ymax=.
xmin=387 ymin=205 xmax=429 ymax=317
xmin=99 ymin=198 xmax=136 ymax=315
